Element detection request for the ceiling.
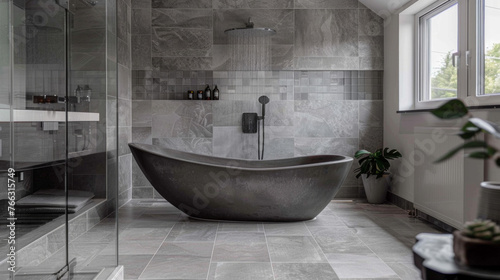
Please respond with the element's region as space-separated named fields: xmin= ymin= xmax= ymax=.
xmin=359 ymin=0 xmax=412 ymax=18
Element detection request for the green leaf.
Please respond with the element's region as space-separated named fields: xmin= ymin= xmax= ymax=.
xmin=496 ymin=157 xmax=500 ymax=167
xmin=469 ymin=151 xmax=492 ymax=159
xmin=354 ymin=150 xmax=371 ymax=158
xmin=459 ymin=121 xmax=482 ymax=140
xmin=435 ymin=141 xmax=488 ymax=163
xmin=469 ymin=118 xmax=500 ymax=139
xmin=431 ymin=99 xmax=469 ymax=119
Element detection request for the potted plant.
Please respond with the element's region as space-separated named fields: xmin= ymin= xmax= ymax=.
xmin=354 ymin=148 xmax=402 ymax=204
xmin=431 ymin=99 xmax=500 ymax=267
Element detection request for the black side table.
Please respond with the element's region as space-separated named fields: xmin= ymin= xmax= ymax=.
xmin=413 ymin=233 xmax=500 ymax=279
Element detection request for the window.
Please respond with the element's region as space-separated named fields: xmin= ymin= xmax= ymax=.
xmin=416 ymin=0 xmax=500 ymax=109
xmin=478 ymin=0 xmax=500 ymax=96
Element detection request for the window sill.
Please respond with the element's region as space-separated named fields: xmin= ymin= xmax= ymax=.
xmin=397 ymin=104 xmax=500 ymax=114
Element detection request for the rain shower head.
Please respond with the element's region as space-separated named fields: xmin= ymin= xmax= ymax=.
xmin=224 ymin=18 xmax=276 ymax=37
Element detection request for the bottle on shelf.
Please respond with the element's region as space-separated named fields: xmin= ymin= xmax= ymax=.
xmin=204 ymin=84 xmax=212 ymax=100
xmin=213 ymin=85 xmax=219 ymax=100
xmin=187 ymin=90 xmax=194 ymax=100
xmin=197 ymin=90 xmax=204 ymax=100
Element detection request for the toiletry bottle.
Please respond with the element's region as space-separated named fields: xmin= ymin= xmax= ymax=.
xmin=204 ymin=84 xmax=212 ymax=100
xmin=213 ymin=85 xmax=220 ymax=100
xmin=187 ymin=90 xmax=194 ymax=100
xmin=197 ymin=90 xmax=204 ymax=100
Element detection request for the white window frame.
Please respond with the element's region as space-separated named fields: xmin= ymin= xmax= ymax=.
xmin=415 ymin=0 xmax=500 ymax=110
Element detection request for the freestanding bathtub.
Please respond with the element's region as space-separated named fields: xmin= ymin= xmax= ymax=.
xmin=129 ymin=143 xmax=353 ymax=222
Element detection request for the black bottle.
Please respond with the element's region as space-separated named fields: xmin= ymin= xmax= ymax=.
xmin=204 ymin=84 xmax=211 ymax=100
xmin=213 ymin=85 xmax=219 ymax=100
xmin=197 ymin=90 xmax=204 ymax=100
xmin=187 ymin=90 xmax=194 ymax=100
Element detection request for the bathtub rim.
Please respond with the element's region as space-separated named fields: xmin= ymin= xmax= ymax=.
xmin=129 ymin=143 xmax=353 ymax=172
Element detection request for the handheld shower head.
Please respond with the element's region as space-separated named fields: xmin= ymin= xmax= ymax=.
xmin=258 ymin=95 xmax=270 ymax=118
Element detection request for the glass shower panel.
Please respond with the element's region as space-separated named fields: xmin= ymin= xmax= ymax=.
xmin=0 ymin=0 xmax=118 ymax=278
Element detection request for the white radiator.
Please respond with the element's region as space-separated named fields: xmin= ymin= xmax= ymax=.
xmin=413 ymin=127 xmax=483 ymax=229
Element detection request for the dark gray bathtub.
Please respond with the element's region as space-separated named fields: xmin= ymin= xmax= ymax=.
xmin=129 ymin=143 xmax=353 ymax=222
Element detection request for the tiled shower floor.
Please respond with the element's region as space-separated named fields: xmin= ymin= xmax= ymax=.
xmin=92 ymin=200 xmax=444 ymax=280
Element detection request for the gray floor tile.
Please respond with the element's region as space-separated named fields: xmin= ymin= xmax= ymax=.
xmin=140 ymin=255 xmax=211 ymax=279
xmin=267 ymin=236 xmax=327 ymax=263
xmin=105 ymin=240 xmax=163 ymax=255
xmin=212 ymin=232 xmax=269 ymax=262
xmin=127 ymin=213 xmax=180 ymax=228
xmin=218 ymin=222 xmax=264 ymax=232
xmin=387 ymin=262 xmax=422 ymax=280
xmin=119 ymin=227 xmax=171 ymax=241
xmin=364 ymin=238 xmax=414 ymax=263
xmin=273 ymin=263 xmax=339 ymax=280
xmin=156 ymin=242 xmax=214 ymax=257
xmin=213 ymin=263 xmax=273 ymax=280
xmin=330 ymin=260 xmax=399 ymax=279
xmin=86 ymin=254 xmax=153 ymax=279
xmin=166 ymin=222 xmax=218 ymax=242
xmin=264 ymin=222 xmax=311 ymax=236
xmin=309 ymin=227 xmax=372 ymax=254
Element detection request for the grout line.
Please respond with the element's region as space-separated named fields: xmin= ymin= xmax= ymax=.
xmin=206 ymin=222 xmax=220 ymax=280
xmin=135 ymin=216 xmax=175 ymax=279
xmin=262 ymin=223 xmax=276 ymax=280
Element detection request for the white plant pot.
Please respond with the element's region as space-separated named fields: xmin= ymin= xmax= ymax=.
xmin=361 ymin=173 xmax=390 ymax=204
xmin=476 ymin=181 xmax=500 ymax=224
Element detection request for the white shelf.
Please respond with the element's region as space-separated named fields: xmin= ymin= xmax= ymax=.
xmin=0 ymin=109 xmax=99 ymax=122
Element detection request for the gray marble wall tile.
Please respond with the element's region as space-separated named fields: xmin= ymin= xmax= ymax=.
xmin=153 ymin=57 xmax=212 ymax=71
xmin=132 ymin=100 xmax=152 ymax=127
xmin=359 ymin=126 xmax=383 ymax=152
xmin=295 ymin=57 xmax=359 ymax=70
xmin=132 ymin=35 xmax=152 ymax=70
xmin=151 ymin=101 xmax=213 ymax=138
xmin=133 ymin=158 xmax=152 ymax=186
xmin=272 ymin=45 xmax=294 ymax=70
xmin=263 ymin=137 xmax=294 ymax=159
xmin=118 ymin=64 xmax=131 ymax=100
xmin=360 ymin=57 xmax=384 ymax=70
xmin=213 ymin=126 xmax=258 ymax=159
xmin=132 ymin=9 xmax=152 ymax=34
xmin=294 ymin=0 xmax=358 ymax=9
xmin=118 ymin=99 xmax=132 ymax=126
xmin=295 ymin=9 xmax=358 ymax=57
xmin=152 ymin=0 xmax=212 ymax=8
xmin=132 ymin=0 xmax=151 ymax=8
xmin=71 ymin=29 xmax=106 ymax=53
xmin=213 ymin=100 xmax=259 ymax=126
xmin=118 ymin=154 xmax=133 ymax=193
xmin=294 ymin=138 xmax=358 ymax=157
xmin=212 ymin=45 xmax=231 ymax=70
xmin=213 ymin=9 xmax=294 ymax=45
xmin=359 ymin=36 xmax=383 ymax=57
xmin=133 ymin=187 xmax=154 ymax=199
xmin=294 ymin=100 xmax=359 ymax=138
xmin=359 ymin=9 xmax=384 ymax=36
xmin=118 ymin=38 xmax=130 ymax=68
xmin=213 ymin=0 xmax=293 ymax=9
xmin=267 ymin=101 xmax=294 ymax=126
xmin=117 ymin=0 xmax=129 ymax=40
xmin=359 ymin=100 xmax=383 ymax=127
xmin=119 ymin=126 xmax=132 ymax=156
xmin=153 ymin=137 xmax=213 ymax=155
xmin=133 ymin=127 xmax=153 ymax=144
xmin=152 ymin=28 xmax=212 ymax=57
xmin=152 ymin=9 xmax=212 ymax=29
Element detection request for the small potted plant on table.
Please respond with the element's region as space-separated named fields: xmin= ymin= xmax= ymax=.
xmin=354 ymin=148 xmax=402 ymax=204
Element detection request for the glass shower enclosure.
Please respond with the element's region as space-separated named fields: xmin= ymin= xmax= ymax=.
xmin=0 ymin=0 xmax=119 ymax=279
